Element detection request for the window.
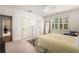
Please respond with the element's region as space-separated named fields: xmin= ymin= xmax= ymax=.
xmin=52 ymin=17 xmax=68 ymax=30
xmin=64 ymin=24 xmax=68 ymax=30
xmin=55 ymin=24 xmax=58 ymax=29
xmin=52 ymin=24 xmax=54 ymax=29
xmin=55 ymin=18 xmax=58 ymax=23
xmin=59 ymin=24 xmax=63 ymax=29
xmin=60 ymin=18 xmax=62 ymax=23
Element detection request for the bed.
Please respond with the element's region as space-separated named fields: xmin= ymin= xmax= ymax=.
xmin=35 ymin=33 xmax=79 ymax=53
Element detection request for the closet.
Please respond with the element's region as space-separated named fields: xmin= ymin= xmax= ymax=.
xmin=21 ymin=16 xmax=30 ymax=39
xmin=21 ymin=16 xmax=43 ymax=40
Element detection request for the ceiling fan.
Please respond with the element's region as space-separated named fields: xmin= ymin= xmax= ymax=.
xmin=43 ymin=5 xmax=56 ymax=12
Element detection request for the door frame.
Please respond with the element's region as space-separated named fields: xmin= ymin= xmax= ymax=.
xmin=0 ymin=15 xmax=13 ymax=41
xmin=44 ymin=21 xmax=51 ymax=34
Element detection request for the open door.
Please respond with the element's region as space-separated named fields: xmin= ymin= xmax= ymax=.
xmin=3 ymin=16 xmax=12 ymax=42
xmin=44 ymin=21 xmax=51 ymax=34
xmin=0 ymin=15 xmax=12 ymax=53
xmin=0 ymin=16 xmax=5 ymax=53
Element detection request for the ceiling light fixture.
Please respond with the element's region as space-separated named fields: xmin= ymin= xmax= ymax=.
xmin=43 ymin=5 xmax=56 ymax=12
xmin=43 ymin=5 xmax=49 ymax=12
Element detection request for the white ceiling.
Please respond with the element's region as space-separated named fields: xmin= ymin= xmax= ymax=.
xmin=1 ymin=5 xmax=79 ymax=16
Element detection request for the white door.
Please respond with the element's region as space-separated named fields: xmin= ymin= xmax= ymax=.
xmin=45 ymin=22 xmax=50 ymax=34
xmin=21 ymin=17 xmax=30 ymax=40
xmin=44 ymin=21 xmax=50 ymax=34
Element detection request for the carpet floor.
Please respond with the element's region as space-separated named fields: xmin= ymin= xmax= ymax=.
xmin=5 ymin=39 xmax=39 ymax=53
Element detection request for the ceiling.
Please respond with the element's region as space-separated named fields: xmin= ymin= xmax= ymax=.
xmin=1 ymin=5 xmax=79 ymax=16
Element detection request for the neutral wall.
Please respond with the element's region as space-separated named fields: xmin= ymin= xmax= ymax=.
xmin=0 ymin=6 xmax=44 ymax=41
xmin=45 ymin=9 xmax=79 ymax=34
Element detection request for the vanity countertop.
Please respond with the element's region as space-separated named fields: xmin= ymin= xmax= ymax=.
xmin=3 ymin=32 xmax=11 ymax=37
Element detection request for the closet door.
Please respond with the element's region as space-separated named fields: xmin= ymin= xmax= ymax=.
xmin=0 ymin=16 xmax=5 ymax=53
xmin=21 ymin=17 xmax=30 ymax=40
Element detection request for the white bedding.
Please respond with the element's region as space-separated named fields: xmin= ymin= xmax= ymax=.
xmin=35 ymin=33 xmax=79 ymax=53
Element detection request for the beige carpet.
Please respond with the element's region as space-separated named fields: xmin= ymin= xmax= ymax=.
xmin=5 ymin=39 xmax=40 ymax=53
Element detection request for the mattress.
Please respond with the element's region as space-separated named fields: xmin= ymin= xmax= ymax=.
xmin=35 ymin=33 xmax=79 ymax=53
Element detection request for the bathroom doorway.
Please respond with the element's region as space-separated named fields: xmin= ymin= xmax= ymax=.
xmin=0 ymin=15 xmax=12 ymax=53
xmin=3 ymin=16 xmax=12 ymax=42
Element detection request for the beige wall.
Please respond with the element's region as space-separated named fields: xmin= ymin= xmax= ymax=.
xmin=0 ymin=6 xmax=44 ymax=41
xmin=45 ymin=9 xmax=79 ymax=34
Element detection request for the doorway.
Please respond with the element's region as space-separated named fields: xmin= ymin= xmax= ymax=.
xmin=0 ymin=15 xmax=12 ymax=53
xmin=44 ymin=21 xmax=51 ymax=34
xmin=3 ymin=16 xmax=12 ymax=42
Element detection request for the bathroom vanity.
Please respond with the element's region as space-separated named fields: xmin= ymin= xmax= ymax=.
xmin=3 ymin=32 xmax=11 ymax=42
